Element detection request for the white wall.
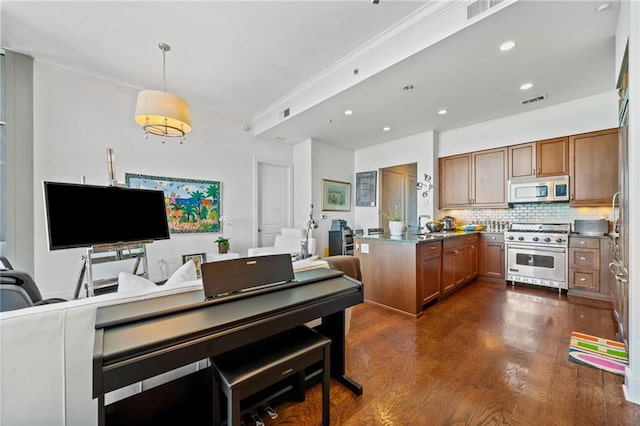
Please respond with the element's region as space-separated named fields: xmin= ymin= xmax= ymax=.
xmin=438 ymin=91 xmax=619 ymax=157
xmin=310 ymin=140 xmax=354 ymax=256
xmin=32 ymin=61 xmax=292 ymax=298
xmin=354 ymin=130 xmax=436 ymax=231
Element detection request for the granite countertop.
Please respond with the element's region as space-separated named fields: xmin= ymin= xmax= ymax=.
xmin=355 ymin=231 xmax=482 ymax=244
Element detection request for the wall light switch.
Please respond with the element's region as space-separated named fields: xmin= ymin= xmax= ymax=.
xmin=361 ymin=243 xmax=369 ymax=254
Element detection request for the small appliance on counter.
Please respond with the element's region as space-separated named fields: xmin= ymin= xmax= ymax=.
xmin=440 ymin=216 xmax=456 ymax=232
xmin=574 ymin=219 xmax=609 ymax=236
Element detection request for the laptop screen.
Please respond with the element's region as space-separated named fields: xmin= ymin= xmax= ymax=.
xmin=201 ymin=254 xmax=295 ymax=299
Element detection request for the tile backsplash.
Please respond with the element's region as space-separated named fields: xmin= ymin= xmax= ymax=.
xmin=445 ymin=203 xmax=611 ymax=231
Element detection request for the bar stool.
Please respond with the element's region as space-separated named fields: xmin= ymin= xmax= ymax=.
xmin=211 ymin=326 xmax=331 ymax=426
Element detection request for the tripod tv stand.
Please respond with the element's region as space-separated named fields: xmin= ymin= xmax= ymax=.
xmin=74 ymin=242 xmax=151 ymax=298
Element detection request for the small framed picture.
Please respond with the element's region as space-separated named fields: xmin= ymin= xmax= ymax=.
xmin=182 ymin=253 xmax=206 ymax=278
xmin=322 ymin=179 xmax=351 ymax=211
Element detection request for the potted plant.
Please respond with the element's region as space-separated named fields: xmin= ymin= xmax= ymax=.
xmin=215 ymin=236 xmax=230 ymax=254
xmin=382 ymin=201 xmax=404 ymax=236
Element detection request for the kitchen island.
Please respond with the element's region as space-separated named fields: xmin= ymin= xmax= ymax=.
xmin=354 ymin=231 xmax=480 ymax=317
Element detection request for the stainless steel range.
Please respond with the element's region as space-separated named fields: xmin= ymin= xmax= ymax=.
xmin=504 ymin=222 xmax=571 ymax=292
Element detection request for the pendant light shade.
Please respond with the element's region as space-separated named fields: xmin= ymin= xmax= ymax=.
xmin=135 ymin=43 xmax=191 ymax=143
xmin=135 ymin=90 xmax=191 ymax=137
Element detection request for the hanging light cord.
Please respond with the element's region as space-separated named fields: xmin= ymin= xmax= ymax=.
xmin=159 ymin=42 xmax=170 ymax=92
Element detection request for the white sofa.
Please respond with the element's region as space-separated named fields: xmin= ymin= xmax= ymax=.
xmin=0 ymin=278 xmax=206 ymax=426
xmin=247 ymin=227 xmax=316 ymax=257
xmin=0 ymin=259 xmax=336 ymax=425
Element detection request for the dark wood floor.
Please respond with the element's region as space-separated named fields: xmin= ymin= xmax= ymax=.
xmin=261 ymin=280 xmax=640 ymax=425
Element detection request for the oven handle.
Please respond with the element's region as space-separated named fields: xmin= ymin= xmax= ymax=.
xmin=505 ymin=244 xmax=566 ymax=253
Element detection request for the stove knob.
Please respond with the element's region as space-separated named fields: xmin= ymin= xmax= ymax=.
xmin=518 ymin=236 xmax=524 ymax=241
xmin=532 ymin=237 xmax=539 ymax=242
xmin=507 ymin=236 xmax=514 ymax=241
xmin=544 ymin=237 xmax=551 ymax=243
xmin=556 ymin=238 xmax=564 ymax=243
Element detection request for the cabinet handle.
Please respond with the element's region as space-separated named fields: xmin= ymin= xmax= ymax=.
xmin=491 ymin=236 xmax=496 ymax=240
xmin=537 ymin=168 xmax=541 ymax=175
xmin=501 ymin=245 xmax=504 ymax=252
xmin=580 ymin=277 xmax=587 ymax=282
xmin=430 ymin=246 xmax=437 ymax=250
xmin=570 ymin=194 xmax=574 ymax=202
xmin=580 ymin=256 xmax=587 ymax=261
xmin=580 ymin=241 xmax=586 ymax=245
xmin=532 ymin=168 xmax=535 ymax=175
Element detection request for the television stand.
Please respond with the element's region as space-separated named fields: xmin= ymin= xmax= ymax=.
xmin=74 ymin=242 xmax=150 ymax=298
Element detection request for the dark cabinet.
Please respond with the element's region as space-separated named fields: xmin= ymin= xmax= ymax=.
xmin=569 ymin=128 xmax=618 ymax=206
xmin=419 ymin=242 xmax=441 ymax=305
xmin=508 ymin=137 xmax=568 ymax=179
xmin=439 ymin=147 xmax=508 ymax=209
xmin=479 ymin=233 xmax=504 ymax=281
xmin=441 ymin=234 xmax=478 ymax=295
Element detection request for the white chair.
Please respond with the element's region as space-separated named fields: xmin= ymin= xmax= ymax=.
xmin=247 ymin=228 xmax=316 ymax=257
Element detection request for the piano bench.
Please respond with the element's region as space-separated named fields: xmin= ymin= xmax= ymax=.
xmin=210 ymin=326 xmax=331 ymax=426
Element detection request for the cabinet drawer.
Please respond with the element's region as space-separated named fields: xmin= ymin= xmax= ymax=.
xmin=569 ymin=268 xmax=599 ymax=291
xmin=569 ymin=248 xmax=599 ymax=270
xmin=421 ymin=241 xmax=442 ymax=258
xmin=569 ymin=237 xmax=599 ymax=249
xmin=481 ymin=233 xmax=504 ymax=243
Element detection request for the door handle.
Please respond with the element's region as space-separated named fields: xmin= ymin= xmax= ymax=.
xmin=258 ymin=228 xmax=261 ymax=232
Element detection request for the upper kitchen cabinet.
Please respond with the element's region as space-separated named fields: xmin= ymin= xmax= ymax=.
xmin=439 ymin=154 xmax=471 ymax=208
xmin=440 ymin=147 xmax=508 ymax=209
xmin=569 ymin=128 xmax=618 ymax=206
xmin=508 ymin=137 xmax=569 ymax=179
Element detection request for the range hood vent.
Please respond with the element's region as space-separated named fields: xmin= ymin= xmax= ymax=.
xmin=467 ymin=0 xmax=504 ymax=20
xmin=520 ymin=94 xmax=547 ymax=105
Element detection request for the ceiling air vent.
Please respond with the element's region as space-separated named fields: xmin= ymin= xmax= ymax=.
xmin=520 ymin=94 xmax=547 ymax=105
xmin=467 ymin=0 xmax=504 ymax=20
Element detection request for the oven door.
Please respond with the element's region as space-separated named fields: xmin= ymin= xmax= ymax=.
xmin=506 ymin=244 xmax=566 ymax=283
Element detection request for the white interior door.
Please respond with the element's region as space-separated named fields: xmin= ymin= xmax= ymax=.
xmin=257 ymin=161 xmax=292 ymax=247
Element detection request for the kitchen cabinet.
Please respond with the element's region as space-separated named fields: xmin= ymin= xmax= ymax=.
xmin=419 ymin=241 xmax=442 ymax=305
xmin=355 ymin=236 xmax=443 ymax=317
xmin=567 ymin=236 xmax=612 ymax=301
xmin=569 ymin=128 xmax=618 ymax=206
xmin=508 ymin=137 xmax=569 ymax=179
xmin=440 ymin=147 xmax=508 ymax=209
xmin=479 ymin=233 xmax=505 ymax=282
xmin=439 ymin=154 xmax=471 ymax=208
xmin=441 ymin=234 xmax=478 ymax=295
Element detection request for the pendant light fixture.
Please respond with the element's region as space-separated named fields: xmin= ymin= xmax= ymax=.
xmin=135 ymin=43 xmax=191 ymax=143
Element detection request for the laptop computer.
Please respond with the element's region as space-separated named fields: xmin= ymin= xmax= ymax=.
xmin=201 ymin=253 xmax=295 ymax=300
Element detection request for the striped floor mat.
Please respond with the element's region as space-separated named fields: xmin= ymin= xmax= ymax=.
xmin=569 ymin=331 xmax=628 ymax=376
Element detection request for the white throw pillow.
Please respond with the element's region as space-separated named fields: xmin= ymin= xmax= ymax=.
xmin=117 ymin=272 xmax=157 ymax=293
xmin=165 ymin=260 xmax=198 ymax=287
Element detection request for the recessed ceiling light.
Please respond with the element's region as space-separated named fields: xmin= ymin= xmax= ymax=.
xmin=326 ymin=119 xmax=333 ymax=124
xmin=344 ymin=110 xmax=353 ymax=116
xmin=438 ymin=109 xmax=448 ymax=115
xmin=383 ymin=126 xmax=391 ymax=132
xmin=402 ymin=85 xmax=414 ymax=92
xmin=499 ymin=41 xmax=516 ymax=51
xmin=520 ymin=82 xmax=533 ymax=90
xmin=596 ymin=2 xmax=611 ymax=12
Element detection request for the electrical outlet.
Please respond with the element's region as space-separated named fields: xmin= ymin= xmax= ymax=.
xmin=361 ymin=243 xmax=369 ymax=254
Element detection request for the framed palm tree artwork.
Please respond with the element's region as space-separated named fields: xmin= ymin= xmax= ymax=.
xmin=125 ymin=173 xmax=222 ymax=234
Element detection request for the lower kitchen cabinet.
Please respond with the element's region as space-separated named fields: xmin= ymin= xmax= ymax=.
xmin=568 ymin=235 xmax=612 ymax=301
xmin=441 ymin=234 xmax=478 ymax=296
xmin=419 ymin=241 xmax=442 ymax=305
xmin=479 ymin=233 xmax=505 ymax=282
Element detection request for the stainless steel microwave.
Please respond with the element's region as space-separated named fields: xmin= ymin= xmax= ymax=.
xmin=508 ymin=176 xmax=569 ymax=204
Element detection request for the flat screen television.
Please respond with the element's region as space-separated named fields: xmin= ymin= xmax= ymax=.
xmin=43 ymin=181 xmax=170 ymax=250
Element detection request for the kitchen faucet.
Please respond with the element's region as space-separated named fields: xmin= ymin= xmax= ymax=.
xmin=417 ymin=215 xmax=431 ymax=234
